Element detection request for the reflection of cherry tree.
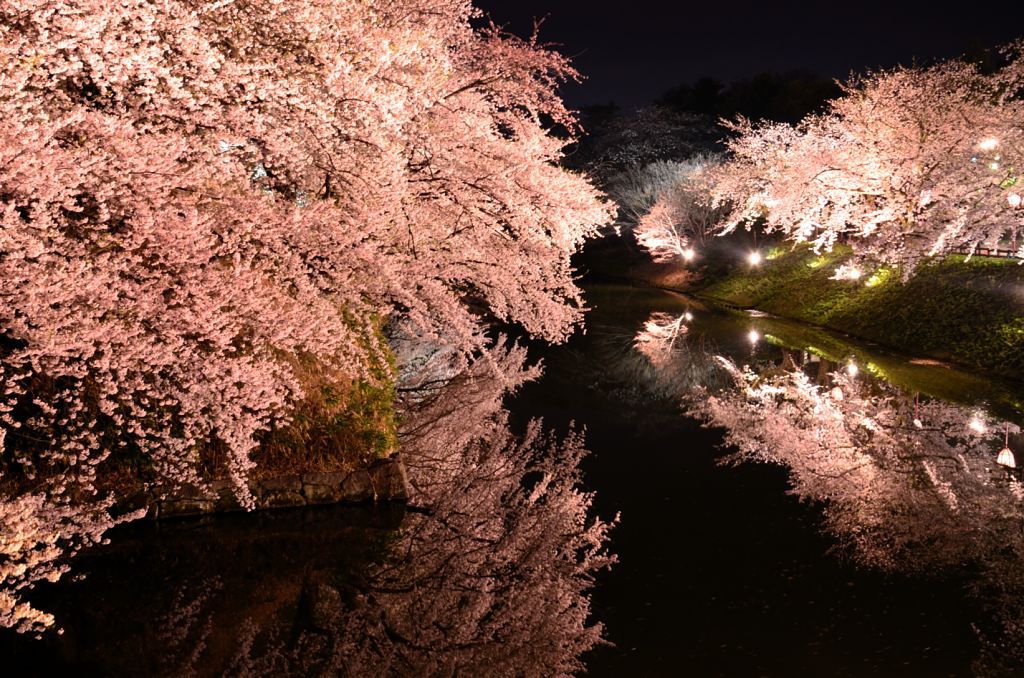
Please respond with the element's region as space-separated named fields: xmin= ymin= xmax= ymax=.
xmin=314 ymin=421 xmax=614 ymax=676
xmin=396 ymin=339 xmax=540 ymax=502
xmin=634 ymin=312 xmax=688 ymax=358
xmin=64 ymin=348 xmax=616 ymax=676
xmin=694 ymin=358 xmax=1024 ymax=669
xmin=698 ymin=359 xmax=1023 ymax=567
xmin=305 ymin=345 xmax=617 ymax=675
xmin=625 ymin=312 xmax=725 ymax=400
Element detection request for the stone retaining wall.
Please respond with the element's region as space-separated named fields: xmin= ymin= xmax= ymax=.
xmin=130 ymin=454 xmax=410 ymax=520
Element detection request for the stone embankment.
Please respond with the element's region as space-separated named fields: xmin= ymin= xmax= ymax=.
xmin=125 ymin=454 xmax=410 ymax=520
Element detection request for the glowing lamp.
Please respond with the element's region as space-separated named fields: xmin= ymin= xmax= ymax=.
xmin=979 ymin=138 xmax=999 ymax=151
xmin=969 ymin=415 xmax=987 ymax=434
xmin=846 ymin=362 xmax=858 ymax=377
xmin=684 ymin=312 xmax=694 ymax=321
xmin=748 ymin=251 xmax=762 ymax=266
xmin=748 ymin=329 xmax=760 ymax=344
xmin=682 ymin=248 xmax=696 ymax=261
xmin=1009 ymin=193 xmax=1022 ymax=208
xmin=997 ymin=447 xmax=1017 ymax=469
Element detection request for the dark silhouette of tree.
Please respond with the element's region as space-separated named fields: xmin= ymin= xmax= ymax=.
xmin=659 ymin=71 xmax=842 ymax=125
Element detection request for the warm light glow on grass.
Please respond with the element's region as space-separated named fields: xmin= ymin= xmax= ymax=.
xmin=864 ymin=269 xmax=892 ymax=287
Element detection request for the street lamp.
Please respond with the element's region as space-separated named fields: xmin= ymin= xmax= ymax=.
xmin=997 ymin=447 xmax=1017 ymax=469
xmin=997 ymin=423 xmax=1017 ymax=475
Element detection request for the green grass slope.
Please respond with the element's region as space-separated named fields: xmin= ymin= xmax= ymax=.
xmin=701 ymin=245 xmax=1024 ymax=377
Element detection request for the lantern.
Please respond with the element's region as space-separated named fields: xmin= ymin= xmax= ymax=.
xmin=997 ymin=447 xmax=1017 ymax=469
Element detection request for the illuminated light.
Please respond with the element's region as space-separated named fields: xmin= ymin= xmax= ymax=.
xmin=913 ymin=418 xmax=923 ymax=429
xmin=747 ymin=329 xmax=760 ymax=344
xmin=864 ymin=270 xmax=887 ymax=288
xmin=846 ymin=361 xmax=859 ymax=377
xmin=997 ymin=447 xmax=1017 ymax=469
xmin=684 ymin=311 xmax=693 ymax=321
xmin=830 ymin=386 xmax=844 ymax=401
xmin=1009 ymin=193 xmax=1022 ymax=208
xmin=969 ymin=414 xmax=987 ymax=434
xmin=834 ymin=265 xmax=862 ymax=280
xmin=682 ymin=248 xmax=696 ymax=261
xmin=990 ymin=162 xmax=1001 ymax=171
xmin=979 ymin=138 xmax=999 ymax=151
xmin=748 ymin=251 xmax=762 ymax=266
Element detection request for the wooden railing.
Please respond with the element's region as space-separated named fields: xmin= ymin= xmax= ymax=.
xmin=952 ymin=245 xmax=1020 ymax=260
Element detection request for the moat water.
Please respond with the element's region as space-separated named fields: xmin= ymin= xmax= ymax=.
xmin=3 ymin=283 xmax=1022 ymax=676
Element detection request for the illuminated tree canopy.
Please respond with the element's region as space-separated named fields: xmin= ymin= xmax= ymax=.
xmin=0 ymin=0 xmax=611 ymax=633
xmin=707 ymin=51 xmax=1024 ymax=272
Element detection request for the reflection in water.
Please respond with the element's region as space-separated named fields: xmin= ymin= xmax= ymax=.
xmin=610 ymin=311 xmax=727 ymax=401
xmin=629 ymin=310 xmax=1024 ymax=673
xmin=1 ymin=340 xmax=615 ymax=676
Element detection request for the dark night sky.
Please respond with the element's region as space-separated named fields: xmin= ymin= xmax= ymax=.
xmin=474 ymin=1 xmax=1024 ymax=109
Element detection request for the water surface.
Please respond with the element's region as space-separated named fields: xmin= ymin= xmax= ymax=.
xmin=4 ymin=283 xmax=1023 ymax=676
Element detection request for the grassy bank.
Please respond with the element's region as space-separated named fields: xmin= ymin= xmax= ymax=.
xmin=94 ymin=317 xmax=399 ymax=502
xmin=700 ymin=245 xmax=1024 ymax=378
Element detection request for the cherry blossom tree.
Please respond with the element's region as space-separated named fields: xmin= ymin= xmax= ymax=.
xmin=631 ymin=154 xmax=726 ymax=261
xmin=609 ymin=160 xmax=695 ymax=225
xmin=0 ymin=0 xmax=611 ymax=632
xmin=709 ymin=53 xmax=1024 ymax=272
